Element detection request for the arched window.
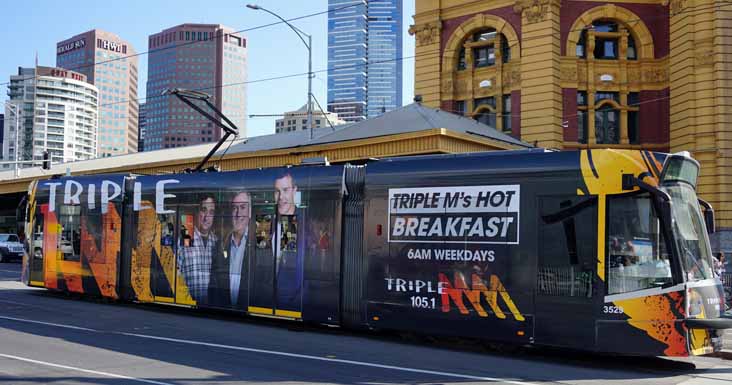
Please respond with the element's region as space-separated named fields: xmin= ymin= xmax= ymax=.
xmin=457 ymin=28 xmax=511 ymax=71
xmin=595 ymin=103 xmax=619 ymax=144
xmin=472 ymin=96 xmax=496 ymax=127
xmin=458 ymin=47 xmax=467 ymax=70
xmin=474 ymin=108 xmax=497 ymax=127
xmin=575 ymin=20 xmax=637 ymax=61
xmin=577 ymin=91 xmax=640 ymax=145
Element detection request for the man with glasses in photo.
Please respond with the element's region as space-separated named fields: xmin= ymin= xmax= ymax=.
xmin=178 ymin=193 xmax=218 ymax=304
xmin=210 ymin=190 xmax=251 ymax=309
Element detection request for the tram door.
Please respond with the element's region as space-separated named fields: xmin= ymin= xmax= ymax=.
xmin=248 ymin=198 xmax=304 ymax=319
xmin=249 ymin=203 xmax=276 ymax=314
xmin=534 ymin=196 xmax=598 ymax=348
xmin=153 ymin=213 xmax=177 ymax=304
xmin=28 ymin=210 xmax=45 ymax=286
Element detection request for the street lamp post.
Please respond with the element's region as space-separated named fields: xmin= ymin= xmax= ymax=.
xmin=246 ymin=4 xmax=314 ymax=139
xmin=4 ymin=102 xmax=21 ymax=177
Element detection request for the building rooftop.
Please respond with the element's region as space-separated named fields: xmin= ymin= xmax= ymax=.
xmin=0 ymin=103 xmax=531 ymax=184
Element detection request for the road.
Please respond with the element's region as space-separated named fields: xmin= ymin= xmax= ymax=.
xmin=1 ymin=262 xmax=731 ymax=385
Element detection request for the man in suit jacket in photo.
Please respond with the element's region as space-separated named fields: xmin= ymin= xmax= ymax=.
xmin=210 ymin=190 xmax=250 ymax=309
xmin=273 ymin=171 xmax=306 ymax=313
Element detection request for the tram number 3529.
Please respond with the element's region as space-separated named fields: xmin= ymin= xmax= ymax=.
xmin=602 ymin=305 xmax=624 ymax=314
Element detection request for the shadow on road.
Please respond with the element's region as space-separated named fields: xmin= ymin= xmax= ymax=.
xmin=0 ymin=262 xmax=721 ymax=385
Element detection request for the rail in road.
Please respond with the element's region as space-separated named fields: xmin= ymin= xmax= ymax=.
xmin=1 ymin=262 xmax=732 ymax=385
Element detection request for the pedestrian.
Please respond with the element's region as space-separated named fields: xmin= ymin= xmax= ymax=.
xmin=716 ymin=252 xmax=726 ymax=276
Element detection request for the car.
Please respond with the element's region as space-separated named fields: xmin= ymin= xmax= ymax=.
xmin=31 ymin=233 xmax=74 ymax=259
xmin=0 ymin=234 xmax=25 ymax=262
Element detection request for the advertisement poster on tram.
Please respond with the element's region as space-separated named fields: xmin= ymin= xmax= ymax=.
xmin=369 ymin=184 xmax=528 ymax=338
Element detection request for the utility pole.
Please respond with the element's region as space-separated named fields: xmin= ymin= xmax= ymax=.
xmin=246 ymin=4 xmax=314 ymax=139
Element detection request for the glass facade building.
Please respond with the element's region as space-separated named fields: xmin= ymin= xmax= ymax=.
xmin=56 ymin=29 xmax=138 ymax=158
xmin=327 ymin=0 xmax=402 ymax=123
xmin=144 ymin=24 xmax=247 ymax=151
xmin=365 ymin=0 xmax=402 ymax=118
xmin=138 ymin=102 xmax=146 ymax=152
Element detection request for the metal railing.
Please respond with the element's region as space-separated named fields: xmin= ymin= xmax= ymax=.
xmin=537 ymin=266 xmax=593 ymax=298
xmin=721 ymin=272 xmax=732 ymax=291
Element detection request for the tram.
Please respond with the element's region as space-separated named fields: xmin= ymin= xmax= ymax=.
xmin=20 ymin=148 xmax=732 ymax=356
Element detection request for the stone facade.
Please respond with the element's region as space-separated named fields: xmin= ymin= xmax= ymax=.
xmin=411 ymin=0 xmax=732 ymax=251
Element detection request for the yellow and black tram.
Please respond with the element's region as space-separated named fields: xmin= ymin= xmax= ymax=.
xmin=21 ymin=149 xmax=731 ymax=356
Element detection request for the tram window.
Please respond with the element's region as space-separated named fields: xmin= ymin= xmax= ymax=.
xmin=277 ymin=215 xmax=298 ymax=253
xmin=58 ymin=205 xmax=81 ymax=261
xmin=255 ymin=214 xmax=272 ymax=250
xmin=607 ymin=194 xmax=672 ymax=294
xmin=179 ymin=213 xmax=194 ymax=247
xmin=160 ymin=215 xmax=175 ymax=247
xmin=32 ymin=212 xmax=44 ymax=259
xmin=305 ymin=200 xmax=339 ymax=279
xmin=537 ymin=196 xmax=597 ymax=297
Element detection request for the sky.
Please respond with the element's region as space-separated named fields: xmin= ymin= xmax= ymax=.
xmin=0 ymin=0 xmax=416 ymax=138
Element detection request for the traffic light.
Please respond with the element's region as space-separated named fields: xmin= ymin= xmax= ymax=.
xmin=42 ymin=150 xmax=50 ymax=170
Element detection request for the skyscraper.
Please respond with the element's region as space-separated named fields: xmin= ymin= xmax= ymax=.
xmin=138 ymin=102 xmax=146 ymax=152
xmin=0 ymin=114 xmax=4 ymax=158
xmin=327 ymin=0 xmax=402 ymax=123
xmin=3 ymin=66 xmax=98 ymax=168
xmin=56 ymin=29 xmax=138 ymax=157
xmin=144 ymin=24 xmax=247 ymax=151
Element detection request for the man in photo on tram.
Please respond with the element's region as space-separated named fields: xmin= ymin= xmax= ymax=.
xmin=273 ymin=171 xmax=306 ymax=313
xmin=177 ymin=193 xmax=219 ymax=304
xmin=210 ymin=190 xmax=251 ymax=309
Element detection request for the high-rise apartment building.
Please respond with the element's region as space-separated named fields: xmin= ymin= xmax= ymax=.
xmin=138 ymin=102 xmax=146 ymax=152
xmin=144 ymin=24 xmax=247 ymax=151
xmin=56 ymin=29 xmax=138 ymax=157
xmin=327 ymin=0 xmax=402 ymax=123
xmin=3 ymin=66 xmax=98 ymax=168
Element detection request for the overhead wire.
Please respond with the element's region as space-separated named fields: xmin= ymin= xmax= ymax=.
xmin=98 ymin=49 xmax=434 ymax=109
xmin=0 ymin=1 xmax=364 ymax=87
xmin=100 ymin=1 xmax=732 ymax=111
xmin=21 ymin=0 xmax=726 ymax=151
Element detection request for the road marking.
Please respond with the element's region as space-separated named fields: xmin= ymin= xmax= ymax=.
xmin=0 ymin=316 xmax=98 ymax=332
xmin=0 ymin=353 xmax=173 ymax=385
xmin=0 ymin=269 xmax=20 ymax=273
xmin=0 ymin=315 xmax=538 ymax=385
xmin=120 ymin=332 xmax=538 ymax=385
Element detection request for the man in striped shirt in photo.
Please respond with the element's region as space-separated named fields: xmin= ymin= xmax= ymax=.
xmin=178 ymin=193 xmax=219 ymax=303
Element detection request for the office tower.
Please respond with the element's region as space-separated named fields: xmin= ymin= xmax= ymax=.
xmin=138 ymin=102 xmax=146 ymax=151
xmin=145 ymin=24 xmax=247 ymax=150
xmin=327 ymin=0 xmax=403 ymax=123
xmin=3 ymin=66 xmax=98 ymax=168
xmin=0 ymin=114 xmax=3 ymax=157
xmin=56 ymin=29 xmax=138 ymax=157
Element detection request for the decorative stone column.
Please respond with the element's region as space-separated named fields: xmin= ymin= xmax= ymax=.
xmin=514 ymin=0 xmax=564 ymax=148
xmin=669 ymin=0 xmax=732 ymax=250
xmin=409 ymin=4 xmax=442 ymax=109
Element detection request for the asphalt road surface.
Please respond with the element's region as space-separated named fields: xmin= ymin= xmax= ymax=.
xmin=1 ymin=262 xmax=731 ymax=385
